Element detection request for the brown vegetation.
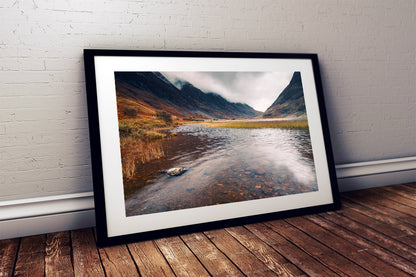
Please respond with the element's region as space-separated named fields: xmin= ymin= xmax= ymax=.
xmin=120 ymin=137 xmax=166 ymax=179
xmin=118 ymin=114 xmax=178 ymax=179
xmin=205 ymin=119 xmax=309 ymax=130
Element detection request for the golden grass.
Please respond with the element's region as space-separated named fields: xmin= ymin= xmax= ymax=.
xmin=118 ymin=117 xmax=179 ymax=141
xmin=205 ymin=119 xmax=309 ymax=130
xmin=118 ymin=117 xmax=308 ymax=179
xmin=120 ymin=137 xmax=166 ymax=179
xmin=118 ymin=117 xmax=175 ymax=179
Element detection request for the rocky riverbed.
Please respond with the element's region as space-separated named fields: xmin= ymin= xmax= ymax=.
xmin=124 ymin=123 xmax=318 ymax=216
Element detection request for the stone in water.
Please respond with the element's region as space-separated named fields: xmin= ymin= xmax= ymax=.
xmin=162 ymin=167 xmax=187 ymax=176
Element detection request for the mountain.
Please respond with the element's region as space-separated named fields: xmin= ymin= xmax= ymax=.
xmin=114 ymin=72 xmax=260 ymax=119
xmin=179 ymin=82 xmax=260 ymax=119
xmin=262 ymin=72 xmax=306 ymax=118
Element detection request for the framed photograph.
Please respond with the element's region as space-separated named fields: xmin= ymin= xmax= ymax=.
xmin=84 ymin=49 xmax=340 ymax=246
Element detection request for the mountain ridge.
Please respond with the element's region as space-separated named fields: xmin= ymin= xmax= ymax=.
xmin=263 ymin=72 xmax=306 ymax=118
xmin=115 ymin=72 xmax=261 ymax=119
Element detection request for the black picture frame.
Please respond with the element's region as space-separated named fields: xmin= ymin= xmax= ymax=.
xmin=84 ymin=49 xmax=340 ymax=247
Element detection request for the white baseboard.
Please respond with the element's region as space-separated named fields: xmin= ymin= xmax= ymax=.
xmin=0 ymin=192 xmax=95 ymax=239
xmin=0 ymin=156 xmax=415 ymax=240
xmin=335 ymin=156 xmax=416 ymax=192
xmin=0 ymin=210 xmax=96 ymax=240
xmin=0 ymin=192 xmax=94 ymax=221
xmin=335 ymin=156 xmax=416 ymax=179
xmin=337 ymin=169 xmax=416 ymax=192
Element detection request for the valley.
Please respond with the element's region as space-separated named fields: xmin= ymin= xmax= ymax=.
xmin=113 ymin=70 xmax=316 ymax=216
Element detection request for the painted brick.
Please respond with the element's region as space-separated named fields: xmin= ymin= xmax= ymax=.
xmin=0 ymin=0 xmax=415 ymax=201
xmin=0 ymin=71 xmax=51 ymax=84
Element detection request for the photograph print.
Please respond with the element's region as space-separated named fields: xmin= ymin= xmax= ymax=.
xmin=84 ymin=50 xmax=340 ymax=245
xmin=115 ymin=70 xmax=318 ymax=217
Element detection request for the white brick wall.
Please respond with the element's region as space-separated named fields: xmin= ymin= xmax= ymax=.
xmin=1 ymin=0 xmax=415 ymax=201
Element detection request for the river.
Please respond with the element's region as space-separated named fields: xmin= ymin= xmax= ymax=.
xmin=124 ymin=123 xmax=318 ymax=216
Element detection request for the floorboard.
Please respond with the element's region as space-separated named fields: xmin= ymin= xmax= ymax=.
xmin=306 ymin=214 xmax=416 ymax=276
xmin=1 ymin=182 xmax=415 ymax=276
xmin=14 ymin=235 xmax=46 ymax=277
xmin=225 ymin=225 xmax=305 ymax=276
xmin=45 ymin=232 xmax=73 ymax=277
xmin=278 ymin=218 xmax=373 ymax=276
xmin=154 ymin=236 xmax=210 ymax=276
xmin=98 ymin=244 xmax=139 ymax=277
xmin=181 ymin=232 xmax=244 ymax=276
xmin=0 ymin=238 xmax=19 ymax=277
xmin=127 ymin=240 xmax=176 ymax=277
xmin=71 ymin=228 xmax=105 ymax=276
xmin=245 ymin=222 xmax=338 ymax=276
xmin=204 ymin=228 xmax=277 ymax=276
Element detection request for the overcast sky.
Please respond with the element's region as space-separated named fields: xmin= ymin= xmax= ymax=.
xmin=161 ymin=71 xmax=294 ymax=112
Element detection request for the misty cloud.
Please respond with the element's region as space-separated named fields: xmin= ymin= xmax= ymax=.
xmin=161 ymin=71 xmax=294 ymax=112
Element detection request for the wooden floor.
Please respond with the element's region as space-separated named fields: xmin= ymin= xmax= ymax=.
xmin=1 ymin=183 xmax=416 ymax=276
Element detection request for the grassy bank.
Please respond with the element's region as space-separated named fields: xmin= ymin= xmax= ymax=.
xmin=205 ymin=119 xmax=309 ymax=130
xmin=119 ymin=117 xmax=309 ymax=179
xmin=119 ymin=117 xmax=178 ymax=179
xmin=119 ymin=117 xmax=178 ymax=140
xmin=120 ymin=137 xmax=165 ymax=179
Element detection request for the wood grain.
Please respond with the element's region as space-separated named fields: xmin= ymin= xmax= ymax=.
xmin=287 ymin=215 xmax=412 ymax=276
xmin=382 ymin=184 xmax=416 ymax=199
xmin=128 ymin=240 xmax=175 ymax=277
xmin=225 ymin=225 xmax=305 ymax=276
xmin=204 ymin=228 xmax=277 ymax=276
xmin=71 ymin=228 xmax=105 ymax=276
xmin=98 ymin=244 xmax=138 ymax=277
xmin=338 ymin=207 xmax=416 ymax=246
xmin=321 ymin=211 xmax=416 ymax=263
xmin=396 ymin=183 xmax=416 ymax=194
xmin=45 ymin=232 xmax=73 ymax=277
xmin=267 ymin=219 xmax=373 ymax=276
xmin=245 ymin=222 xmax=338 ymax=276
xmin=374 ymin=187 xmax=416 ymax=208
xmin=155 ymin=236 xmax=210 ymax=277
xmin=306 ymin=214 xmax=416 ymax=276
xmin=344 ymin=190 xmax=416 ymax=222
xmin=342 ymin=193 xmax=416 ymax=226
xmin=181 ymin=232 xmax=243 ymax=276
xmin=13 ymin=235 xmax=46 ymax=277
xmin=1 ymin=183 xmax=416 ymax=276
xmin=342 ymin=197 xmax=416 ymax=235
xmin=0 ymin=238 xmax=19 ymax=277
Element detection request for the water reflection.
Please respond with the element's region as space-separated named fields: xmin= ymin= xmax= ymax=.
xmin=124 ymin=124 xmax=317 ymax=216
